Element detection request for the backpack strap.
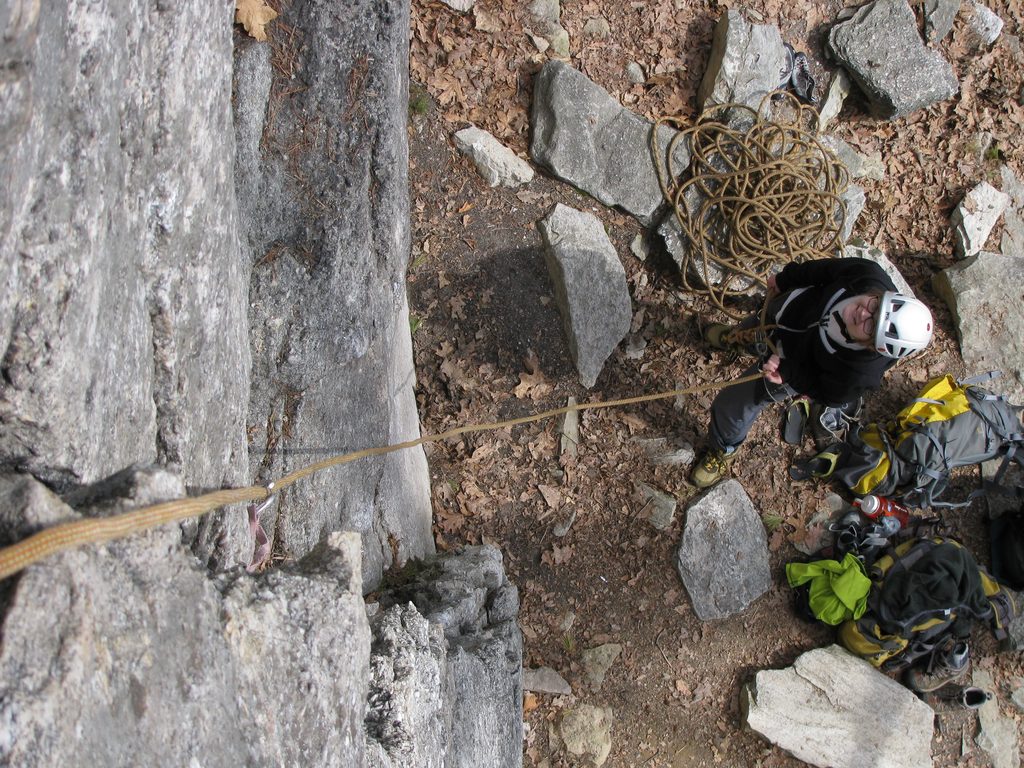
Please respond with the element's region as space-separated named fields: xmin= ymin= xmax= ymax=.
xmin=960 ymin=370 xmax=1003 ymax=386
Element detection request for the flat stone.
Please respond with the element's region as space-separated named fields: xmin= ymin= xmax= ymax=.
xmin=637 ymin=482 xmax=677 ymax=531
xmin=677 ymin=479 xmax=771 ymax=620
xmin=454 ymin=126 xmax=534 ymax=187
xmin=581 ymin=643 xmax=622 ymax=688
xmin=924 ymin=0 xmax=961 ymax=43
xmin=530 ymin=61 xmax=690 ymax=225
xmin=952 ymin=181 xmax=1010 ymax=258
xmin=523 ymin=666 xmax=572 ymax=695
xmin=697 ymin=10 xmax=788 ymax=111
xmin=743 ymin=645 xmax=934 ymax=768
xmin=933 ymin=251 xmax=1024 ymax=403
xmin=537 ymin=204 xmax=632 ymax=388
xmin=828 ymin=0 xmax=958 ymax=119
xmin=557 ymin=705 xmax=613 ymax=766
xmin=583 ymin=16 xmax=610 ymax=39
xmin=817 ymin=69 xmax=852 ymax=133
xmin=626 ymin=61 xmax=645 ymax=84
xmin=1001 ymin=165 xmax=1024 ymax=256
xmin=820 ymin=135 xmax=885 ymax=181
xmin=965 ymin=1 xmax=1004 ymax=47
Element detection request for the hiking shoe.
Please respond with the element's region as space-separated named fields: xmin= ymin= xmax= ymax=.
xmin=905 ymin=640 xmax=970 ymax=693
xmin=704 ymin=323 xmax=739 ymax=352
xmin=690 ymin=447 xmax=736 ymax=488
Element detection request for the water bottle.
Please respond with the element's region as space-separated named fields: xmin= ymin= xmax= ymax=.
xmin=855 ymin=494 xmax=911 ymax=528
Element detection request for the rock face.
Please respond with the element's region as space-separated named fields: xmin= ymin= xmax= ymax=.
xmin=0 ymin=469 xmax=372 ymax=768
xmin=530 ymin=61 xmax=689 ymax=225
xmin=234 ymin=0 xmax=433 ymax=588
xmin=697 ymin=10 xmax=788 ymax=111
xmin=0 ymin=1 xmax=251 ymax=566
xmin=933 ymin=251 xmax=1024 ymax=403
xmin=828 ymin=0 xmax=959 ymax=119
xmin=676 ymin=479 xmax=771 ymax=620
xmin=369 ymin=545 xmax=524 ymax=768
xmin=743 ymin=644 xmax=934 ymax=768
xmin=537 ymin=204 xmax=632 ymax=388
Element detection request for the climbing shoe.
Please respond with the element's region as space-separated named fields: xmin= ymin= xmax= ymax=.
xmin=704 ymin=323 xmax=740 ymax=351
xmin=782 ymin=399 xmax=810 ymax=445
xmin=788 ymin=443 xmax=844 ymax=482
xmin=904 ymin=639 xmax=970 ymax=693
xmin=809 ymin=398 xmax=862 ymax=452
xmin=690 ymin=447 xmax=736 ymax=488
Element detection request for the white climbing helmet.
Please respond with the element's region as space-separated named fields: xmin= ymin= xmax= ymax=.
xmin=873 ymin=292 xmax=933 ymax=359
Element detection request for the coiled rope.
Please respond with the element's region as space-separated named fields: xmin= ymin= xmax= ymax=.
xmin=0 ymin=373 xmax=762 ymax=581
xmin=652 ymin=92 xmax=850 ymax=317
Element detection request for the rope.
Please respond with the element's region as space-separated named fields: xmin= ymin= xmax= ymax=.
xmin=0 ymin=373 xmax=763 ymax=581
xmin=652 ymin=92 xmax=850 ymax=318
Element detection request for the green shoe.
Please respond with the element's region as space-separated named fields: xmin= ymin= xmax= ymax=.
xmin=691 ymin=447 xmax=736 ymax=488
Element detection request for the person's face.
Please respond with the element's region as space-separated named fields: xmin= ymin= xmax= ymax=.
xmin=842 ymin=294 xmax=880 ymax=343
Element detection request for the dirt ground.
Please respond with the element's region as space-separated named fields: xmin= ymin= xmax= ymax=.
xmin=405 ymin=0 xmax=1024 ymax=765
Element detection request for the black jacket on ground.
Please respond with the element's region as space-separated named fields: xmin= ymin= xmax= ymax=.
xmin=771 ymin=257 xmax=897 ymax=406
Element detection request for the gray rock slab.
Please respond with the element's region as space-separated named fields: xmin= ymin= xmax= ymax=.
xmin=530 ymin=60 xmax=690 ymax=225
xmin=933 ymin=251 xmax=1024 ymax=403
xmin=973 ymin=668 xmax=1020 ymax=768
xmin=952 ymin=181 xmax=1010 ymax=258
xmin=236 ymin=0 xmax=433 ymax=589
xmin=925 ymin=0 xmax=961 ymax=43
xmin=1006 ymin=589 xmax=1024 ymax=650
xmin=538 ymin=204 xmax=632 ymax=388
xmin=839 ymin=184 xmax=867 ymax=243
xmin=828 ymin=0 xmax=959 ymax=119
xmin=581 ymin=643 xmax=622 ymax=688
xmin=676 ymin=479 xmax=771 ymax=620
xmin=0 ymin=469 xmax=370 ymax=768
xmin=523 ymin=666 xmax=572 ymax=695
xmin=529 ymin=0 xmax=569 ymax=57
xmin=841 ymin=240 xmax=915 ymax=297
xmin=743 ymin=644 xmax=934 ymax=768
xmin=454 ymin=126 xmax=534 ymax=187
xmin=637 ymin=482 xmax=677 ymax=531
xmin=697 ymin=10 xmax=788 ymax=111
xmin=1 ymin=0 xmax=251 ymax=566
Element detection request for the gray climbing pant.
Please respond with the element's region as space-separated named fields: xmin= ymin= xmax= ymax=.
xmin=709 ymin=361 xmax=797 ymax=451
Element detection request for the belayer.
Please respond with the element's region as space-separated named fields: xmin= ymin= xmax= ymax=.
xmin=690 ymin=257 xmax=934 ymax=488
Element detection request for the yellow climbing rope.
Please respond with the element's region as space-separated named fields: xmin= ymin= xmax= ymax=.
xmin=653 ymin=92 xmax=850 ymax=317
xmin=0 ymin=373 xmax=762 ymax=581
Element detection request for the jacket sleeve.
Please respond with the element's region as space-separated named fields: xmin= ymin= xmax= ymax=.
xmin=775 ymin=257 xmax=891 ymax=294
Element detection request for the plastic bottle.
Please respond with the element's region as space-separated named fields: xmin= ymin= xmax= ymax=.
xmin=854 ymin=494 xmax=911 ymax=528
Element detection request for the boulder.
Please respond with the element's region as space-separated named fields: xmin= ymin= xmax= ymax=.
xmin=537 ymin=204 xmax=632 ymax=388
xmin=952 ymin=181 xmax=1010 ymax=258
xmin=0 ymin=469 xmax=370 ymax=768
xmin=697 ymin=10 xmax=788 ymax=111
xmin=0 ymin=0 xmax=251 ymax=566
xmin=828 ymin=0 xmax=958 ymax=119
xmin=933 ymin=251 xmax=1024 ymax=403
xmin=676 ymin=479 xmax=771 ymax=620
xmin=454 ymin=126 xmax=535 ymax=187
xmin=235 ymin=0 xmax=433 ymax=589
xmin=742 ymin=644 xmax=934 ymax=768
xmin=530 ymin=61 xmax=689 ymax=225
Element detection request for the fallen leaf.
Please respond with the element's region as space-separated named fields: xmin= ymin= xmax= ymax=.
xmin=523 ymin=693 xmax=539 ymax=713
xmin=235 ymin=0 xmax=277 ymax=42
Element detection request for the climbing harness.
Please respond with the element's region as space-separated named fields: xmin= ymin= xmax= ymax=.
xmin=0 ymin=373 xmax=763 ymax=581
xmin=653 ymin=92 xmax=850 ymax=318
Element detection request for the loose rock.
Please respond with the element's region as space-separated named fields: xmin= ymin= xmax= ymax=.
xmin=556 ymin=705 xmax=613 ymax=766
xmin=973 ymin=668 xmax=1020 ymax=768
xmin=637 ymin=482 xmax=677 ymax=531
xmin=743 ymin=645 xmax=934 ymax=768
xmin=454 ymin=126 xmax=534 ymax=188
xmin=828 ymin=0 xmax=958 ymax=119
xmin=951 ymin=181 xmax=1010 ymax=259
xmin=523 ymin=666 xmax=572 ymax=696
xmin=581 ymin=643 xmax=622 ymax=688
xmin=841 ymin=240 xmax=916 ymax=297
xmin=697 ymin=10 xmax=788 ymax=111
xmin=924 ymin=0 xmax=961 ymax=43
xmin=537 ymin=204 xmax=632 ymax=388
xmin=816 ymin=69 xmax=852 ymax=133
xmin=583 ymin=17 xmax=610 ymax=39
xmin=965 ymin=1 xmax=1004 ymax=47
xmin=933 ymin=251 xmax=1024 ymax=403
xmin=626 ymin=61 xmax=646 ymax=84
xmin=676 ymin=479 xmax=772 ymax=620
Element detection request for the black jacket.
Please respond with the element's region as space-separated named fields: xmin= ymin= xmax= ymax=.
xmin=771 ymin=258 xmax=897 ymax=406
